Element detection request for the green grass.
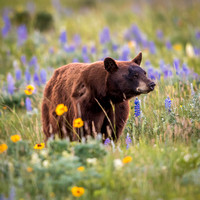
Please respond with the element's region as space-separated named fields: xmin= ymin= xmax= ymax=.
xmin=0 ymin=0 xmax=200 ymax=199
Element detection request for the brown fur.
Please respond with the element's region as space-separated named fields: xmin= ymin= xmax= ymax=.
xmin=42 ymin=52 xmax=155 ymax=142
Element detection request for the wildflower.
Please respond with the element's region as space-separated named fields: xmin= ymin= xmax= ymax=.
xmin=7 ymin=73 xmax=15 ymax=95
xmin=173 ymin=43 xmax=182 ymax=51
xmin=14 ymin=68 xmax=21 ymax=81
xmin=77 ymin=166 xmax=85 ymax=172
xmin=73 ymin=34 xmax=81 ymax=46
xmin=17 ymin=25 xmax=27 ymax=46
xmin=42 ymin=160 xmax=49 ymax=168
xmin=55 ymin=104 xmax=68 ymax=116
xmin=99 ymin=27 xmax=110 ymax=44
xmin=50 ymin=192 xmax=55 ymax=198
xmin=21 ymin=55 xmax=26 ymax=65
xmin=122 ymin=156 xmax=132 ymax=164
xmin=180 ymin=105 xmax=182 ymax=108
xmin=186 ymin=43 xmax=195 ymax=58
xmin=120 ymin=45 xmax=130 ymax=61
xmin=25 ymin=97 xmax=32 ymax=112
xmin=26 ymin=167 xmax=33 ymax=172
xmin=71 ymin=186 xmax=85 ymax=197
xmin=125 ymin=133 xmax=132 ymax=149
xmin=165 ymin=96 xmax=171 ymax=112
xmin=29 ymin=56 xmax=37 ymax=67
xmin=104 ymin=138 xmax=111 ymax=146
xmin=156 ymin=29 xmax=163 ymax=40
xmin=10 ymin=135 xmax=21 ymax=143
xmin=166 ymin=40 xmax=172 ymax=50
xmin=34 ymin=143 xmax=45 ymax=150
xmin=0 ymin=143 xmax=8 ymax=153
xmin=40 ymin=69 xmax=47 ymax=84
xmin=149 ymin=41 xmax=156 ymax=54
xmin=25 ymin=85 xmax=35 ymax=95
xmin=25 ymin=69 xmax=31 ymax=84
xmin=1 ymin=14 xmax=11 ymax=38
xmin=73 ymin=118 xmax=84 ymax=128
xmin=86 ymin=158 xmax=97 ymax=165
xmin=190 ymin=83 xmax=195 ymax=96
xmin=3 ymin=106 xmax=7 ymax=110
xmin=183 ymin=154 xmax=191 ymax=162
xmin=59 ymin=30 xmax=67 ymax=44
xmin=134 ymin=98 xmax=140 ymax=117
xmin=113 ymin=159 xmax=123 ymax=169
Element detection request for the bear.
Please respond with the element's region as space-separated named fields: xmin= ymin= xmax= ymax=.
xmin=41 ymin=52 xmax=155 ymax=142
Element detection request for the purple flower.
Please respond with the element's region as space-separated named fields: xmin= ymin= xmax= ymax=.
xmin=165 ymin=96 xmax=171 ymax=112
xmin=64 ymin=45 xmax=75 ymax=53
xmin=112 ymin=44 xmax=118 ymax=51
xmin=149 ymin=41 xmax=156 ymax=54
xmin=82 ymin=55 xmax=90 ymax=63
xmin=91 ymin=46 xmax=96 ymax=54
xmin=29 ymin=56 xmax=37 ymax=67
xmin=195 ymin=31 xmax=200 ymax=40
xmin=104 ymin=138 xmax=111 ymax=146
xmin=156 ymin=29 xmax=163 ymax=40
xmin=17 ymin=25 xmax=27 ymax=46
xmin=33 ymin=73 xmax=40 ymax=86
xmin=73 ymin=58 xmax=79 ymax=62
xmin=15 ymin=69 xmax=22 ymax=81
xmin=99 ymin=27 xmax=110 ymax=44
xmin=120 ymin=45 xmax=130 ymax=61
xmin=73 ymin=34 xmax=81 ymax=46
xmin=7 ymin=73 xmax=15 ymax=95
xmin=40 ymin=69 xmax=47 ymax=84
xmin=59 ymin=30 xmax=67 ymax=44
xmin=134 ymin=97 xmax=140 ymax=117
xmin=21 ymin=55 xmax=26 ymax=65
xmin=182 ymin=63 xmax=190 ymax=75
xmin=173 ymin=59 xmax=180 ymax=74
xmin=126 ymin=134 xmax=132 ymax=149
xmin=25 ymin=97 xmax=32 ymax=111
xmin=82 ymin=46 xmax=87 ymax=54
xmin=166 ymin=40 xmax=172 ymax=50
xmin=1 ymin=14 xmax=11 ymax=38
xmin=131 ymin=24 xmax=143 ymax=44
xmin=25 ymin=70 xmax=31 ymax=84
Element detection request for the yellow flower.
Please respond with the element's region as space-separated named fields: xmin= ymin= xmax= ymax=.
xmin=180 ymin=105 xmax=182 ymax=108
xmin=122 ymin=156 xmax=132 ymax=164
xmin=71 ymin=186 xmax=85 ymax=197
xmin=50 ymin=192 xmax=55 ymax=198
xmin=173 ymin=43 xmax=182 ymax=51
xmin=10 ymin=134 xmax=21 ymax=143
xmin=34 ymin=143 xmax=45 ymax=150
xmin=55 ymin=104 xmax=68 ymax=116
xmin=24 ymin=85 xmax=35 ymax=95
xmin=0 ymin=143 xmax=8 ymax=153
xmin=3 ymin=106 xmax=7 ymax=110
xmin=27 ymin=167 xmax=33 ymax=172
xmin=77 ymin=166 xmax=85 ymax=172
xmin=73 ymin=118 xmax=84 ymax=128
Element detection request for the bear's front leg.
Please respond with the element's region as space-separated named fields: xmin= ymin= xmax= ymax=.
xmin=101 ymin=101 xmax=129 ymax=141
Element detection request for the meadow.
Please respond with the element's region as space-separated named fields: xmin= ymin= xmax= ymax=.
xmin=0 ymin=0 xmax=200 ymax=199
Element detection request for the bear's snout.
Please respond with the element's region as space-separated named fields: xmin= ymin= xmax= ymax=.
xmin=148 ymin=82 xmax=156 ymax=91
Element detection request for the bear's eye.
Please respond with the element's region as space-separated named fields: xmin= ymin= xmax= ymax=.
xmin=133 ymin=73 xmax=138 ymax=79
xmin=144 ymin=71 xmax=147 ymax=75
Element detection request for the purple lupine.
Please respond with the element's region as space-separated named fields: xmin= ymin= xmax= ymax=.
xmin=1 ymin=14 xmax=11 ymax=37
xmin=33 ymin=72 xmax=40 ymax=86
xmin=126 ymin=133 xmax=132 ymax=149
xmin=25 ymin=69 xmax=31 ymax=84
xmin=149 ymin=41 xmax=156 ymax=54
xmin=7 ymin=73 xmax=15 ymax=95
xmin=91 ymin=46 xmax=96 ymax=54
xmin=166 ymin=40 xmax=172 ymax=50
xmin=17 ymin=25 xmax=27 ymax=46
xmin=25 ymin=97 xmax=32 ymax=111
xmin=99 ymin=27 xmax=110 ymax=44
xmin=165 ymin=96 xmax=171 ymax=112
xmin=15 ymin=69 xmax=22 ymax=81
xmin=195 ymin=31 xmax=200 ymax=40
xmin=82 ymin=55 xmax=90 ymax=63
xmin=82 ymin=46 xmax=87 ymax=54
xmin=182 ymin=63 xmax=190 ymax=75
xmin=73 ymin=58 xmax=79 ymax=62
xmin=112 ymin=44 xmax=118 ymax=51
xmin=173 ymin=59 xmax=180 ymax=75
xmin=73 ymin=34 xmax=81 ymax=46
xmin=156 ymin=29 xmax=163 ymax=40
xmin=64 ymin=45 xmax=75 ymax=53
xmin=120 ymin=45 xmax=130 ymax=61
xmin=40 ymin=69 xmax=47 ymax=84
xmin=59 ymin=30 xmax=67 ymax=44
xmin=21 ymin=55 xmax=26 ymax=65
xmin=29 ymin=56 xmax=37 ymax=67
xmin=131 ymin=24 xmax=143 ymax=44
xmin=134 ymin=97 xmax=140 ymax=117
xmin=104 ymin=138 xmax=111 ymax=146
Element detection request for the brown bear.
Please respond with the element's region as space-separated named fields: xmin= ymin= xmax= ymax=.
xmin=42 ymin=52 xmax=155 ymax=142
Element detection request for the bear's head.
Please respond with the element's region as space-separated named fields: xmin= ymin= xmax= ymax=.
xmin=104 ymin=52 xmax=156 ymax=103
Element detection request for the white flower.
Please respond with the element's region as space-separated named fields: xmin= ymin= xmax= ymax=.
xmin=31 ymin=153 xmax=40 ymax=164
xmin=40 ymin=149 xmax=48 ymax=157
xmin=186 ymin=43 xmax=195 ymax=58
xmin=86 ymin=158 xmax=97 ymax=165
xmin=161 ymin=166 xmax=167 ymax=171
xmin=113 ymin=159 xmax=123 ymax=169
xmin=42 ymin=160 xmax=50 ymax=168
xmin=183 ymin=154 xmax=191 ymax=162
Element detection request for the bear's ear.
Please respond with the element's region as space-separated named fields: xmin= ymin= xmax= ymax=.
xmin=132 ymin=52 xmax=142 ymax=65
xmin=104 ymin=57 xmax=118 ymax=73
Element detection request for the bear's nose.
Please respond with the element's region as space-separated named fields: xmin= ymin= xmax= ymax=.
xmin=148 ymin=82 xmax=156 ymax=90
